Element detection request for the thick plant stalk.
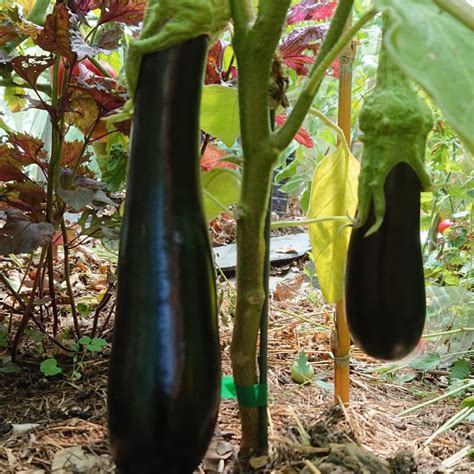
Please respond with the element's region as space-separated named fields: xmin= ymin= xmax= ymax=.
xmin=230 ymin=0 xmax=293 ymax=457
xmin=229 ymin=0 xmax=369 ymax=457
xmin=333 ymin=10 xmax=355 ymax=406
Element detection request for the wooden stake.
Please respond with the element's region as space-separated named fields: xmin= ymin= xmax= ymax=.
xmin=333 ymin=8 xmax=355 ymax=406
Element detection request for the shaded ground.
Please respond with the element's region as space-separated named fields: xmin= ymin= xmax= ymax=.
xmin=0 ymin=219 xmax=471 ymax=473
xmin=0 ymin=277 xmax=471 ymax=473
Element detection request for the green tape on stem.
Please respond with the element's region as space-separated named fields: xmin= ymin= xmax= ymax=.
xmin=221 ymin=376 xmax=268 ymax=407
xmin=236 ymin=383 xmax=268 ymax=407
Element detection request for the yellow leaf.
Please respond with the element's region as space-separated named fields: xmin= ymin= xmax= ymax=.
xmin=308 ymin=143 xmax=359 ymax=303
xmin=17 ymin=0 xmax=35 ymax=15
xmin=4 ymin=87 xmax=27 ymax=113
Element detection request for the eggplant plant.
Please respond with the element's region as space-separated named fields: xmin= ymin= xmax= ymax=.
xmin=1 ymin=0 xmax=472 ymax=472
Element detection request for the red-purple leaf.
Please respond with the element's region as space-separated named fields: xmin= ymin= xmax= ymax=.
xmin=35 ymin=3 xmax=76 ymax=61
xmin=0 ymin=209 xmax=54 ymax=255
xmin=3 ymin=181 xmax=47 ymax=214
xmin=205 ymin=40 xmax=228 ymax=85
xmin=279 ymin=25 xmax=326 ymax=75
xmin=61 ymin=140 xmax=91 ymax=166
xmin=94 ymin=24 xmax=123 ymax=50
xmin=0 ymin=19 xmax=18 ymax=46
xmin=0 ymin=152 xmax=28 ymax=182
xmin=201 ymin=144 xmax=237 ymax=171
xmin=98 ymin=0 xmax=147 ymax=26
xmin=71 ymin=77 xmax=126 ymax=112
xmin=69 ymin=0 xmax=102 ymax=15
xmin=287 ymin=0 xmax=337 ymax=25
xmin=275 ymin=114 xmax=314 ymax=148
xmin=10 ymin=55 xmax=55 ymax=88
xmin=8 ymin=132 xmax=48 ymax=169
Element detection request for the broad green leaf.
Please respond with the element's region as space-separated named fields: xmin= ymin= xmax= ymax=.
xmin=200 ymin=85 xmax=239 ymax=147
xmin=291 ymin=351 xmax=315 ymax=383
xmin=376 ymin=0 xmax=474 ymax=153
xmin=40 ymin=358 xmax=62 ymax=377
xmin=0 ymin=325 xmax=7 ymax=348
xmin=450 ymin=359 xmax=472 ymax=381
xmin=201 ymin=168 xmax=241 ymax=220
xmin=462 ymin=396 xmax=474 ymax=408
xmin=58 ymin=189 xmax=96 ymax=211
xmin=307 ymin=143 xmax=359 ymax=303
xmin=409 ymin=352 xmax=441 ymax=371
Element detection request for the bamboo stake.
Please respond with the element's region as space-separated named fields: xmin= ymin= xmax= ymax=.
xmin=332 ymin=8 xmax=356 ymax=406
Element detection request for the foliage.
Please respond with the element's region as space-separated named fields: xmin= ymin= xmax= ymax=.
xmin=0 ymin=0 xmax=472 ymax=462
xmin=291 ymin=350 xmax=315 ymax=384
xmin=40 ymin=357 xmax=62 ymax=377
xmin=376 ymin=0 xmax=474 ymax=153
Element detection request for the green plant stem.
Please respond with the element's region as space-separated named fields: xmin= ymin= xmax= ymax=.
xmin=272 ymin=307 xmax=331 ymax=331
xmin=46 ymin=58 xmax=60 ymax=224
xmin=423 ymin=327 xmax=474 ymax=339
xmin=11 ymin=247 xmax=48 ymax=359
xmin=399 ymin=380 xmax=474 ymax=416
xmin=271 ymin=216 xmax=351 ymax=229
xmin=46 ymin=246 xmax=60 ymax=336
xmin=230 ymin=0 xmax=256 ymax=30
xmin=61 ymin=219 xmax=81 ymax=338
xmin=26 ymin=0 xmax=50 ymax=26
xmin=423 ymin=406 xmax=472 ymax=447
xmin=0 ymin=273 xmax=27 ymax=310
xmin=89 ymin=56 xmax=113 ymax=78
xmin=230 ymin=0 xmax=291 ymax=457
xmin=273 ymin=6 xmax=376 ymax=151
xmin=0 ymin=79 xmax=51 ymax=96
xmin=433 ymin=0 xmax=474 ymax=31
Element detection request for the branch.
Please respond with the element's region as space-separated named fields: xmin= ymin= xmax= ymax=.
xmin=273 ymin=7 xmax=376 ymax=151
xmin=230 ymin=0 xmax=256 ymax=31
xmin=433 ymin=0 xmax=474 ymax=31
xmin=26 ymin=0 xmax=50 ymax=26
xmin=0 ymin=79 xmax=51 ymax=96
xmin=271 ymin=216 xmax=351 ymax=229
xmin=253 ymin=0 xmax=292 ymax=60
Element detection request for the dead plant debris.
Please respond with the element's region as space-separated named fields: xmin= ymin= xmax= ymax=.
xmin=0 ymin=240 xmax=471 ymax=473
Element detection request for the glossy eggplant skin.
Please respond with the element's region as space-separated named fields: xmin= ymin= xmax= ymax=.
xmin=107 ymin=37 xmax=220 ymax=473
xmin=345 ymin=163 xmax=425 ymax=360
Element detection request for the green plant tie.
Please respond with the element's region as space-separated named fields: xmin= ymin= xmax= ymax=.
xmin=221 ymin=375 xmax=237 ymax=399
xmin=221 ymin=376 xmax=268 ymax=407
xmin=236 ymin=383 xmax=268 ymax=407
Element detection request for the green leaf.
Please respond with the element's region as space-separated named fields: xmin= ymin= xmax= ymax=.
xmin=314 ymin=380 xmax=333 ymax=392
xmin=86 ymin=337 xmax=108 ymax=352
xmin=40 ymin=358 xmax=62 ymax=377
xmin=0 ymin=325 xmax=8 ymax=348
xmin=0 ymin=356 xmax=20 ymax=374
xmin=4 ymin=87 xmax=27 ymax=113
xmin=409 ymin=352 xmax=441 ymax=371
xmin=291 ymin=351 xmax=315 ymax=383
xmin=78 ymin=336 xmax=107 ymax=352
xmin=58 ymin=189 xmax=96 ymax=211
xmin=200 ymin=85 xmax=240 ymax=147
xmin=376 ymin=0 xmax=474 ymax=153
xmin=97 ymin=143 xmax=128 ymax=192
xmin=450 ymin=359 xmax=472 ymax=381
xmin=201 ymin=168 xmax=241 ymax=220
xmin=392 ymin=373 xmax=417 ymax=384
xmin=461 ymin=396 xmax=474 ymax=408
xmin=76 ymin=303 xmax=89 ymax=315
xmin=307 ymin=143 xmax=359 ymax=303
